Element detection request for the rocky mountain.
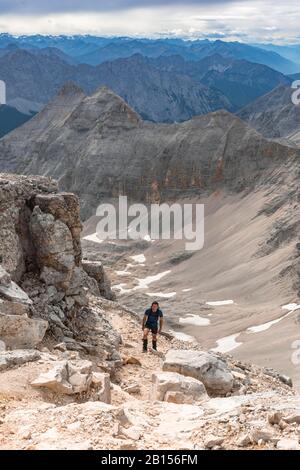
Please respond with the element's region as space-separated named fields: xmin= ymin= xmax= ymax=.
xmin=0 ymin=42 xmax=77 ymax=64
xmin=0 ymin=84 xmax=298 ymax=218
xmin=0 ymin=104 xmax=35 ymax=138
xmin=90 ymin=54 xmax=233 ymax=121
xmin=0 ymin=49 xmax=232 ymax=122
xmin=238 ymin=85 xmax=300 ymax=140
xmin=149 ymin=54 xmax=290 ymax=109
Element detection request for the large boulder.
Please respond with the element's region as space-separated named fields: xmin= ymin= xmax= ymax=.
xmin=163 ymin=349 xmax=234 ymax=396
xmin=151 ymin=371 xmax=208 ymax=404
xmin=31 ymin=361 xmax=74 ymax=395
xmin=0 ymin=313 xmax=48 ymax=349
xmin=0 ymin=349 xmax=41 ymax=371
xmin=31 ymin=360 xmax=111 ymax=400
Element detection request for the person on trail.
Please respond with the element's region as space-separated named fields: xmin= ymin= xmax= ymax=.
xmin=142 ymin=301 xmax=164 ymax=352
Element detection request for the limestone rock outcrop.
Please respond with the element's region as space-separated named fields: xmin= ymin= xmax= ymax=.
xmin=163 ymin=349 xmax=234 ymax=396
xmin=0 ymin=174 xmax=119 ymax=360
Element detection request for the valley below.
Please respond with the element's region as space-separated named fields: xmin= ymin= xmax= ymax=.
xmin=82 ymin=186 xmax=300 ymax=389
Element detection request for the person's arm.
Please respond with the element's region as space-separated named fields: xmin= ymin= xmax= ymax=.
xmin=142 ymin=314 xmax=148 ymax=330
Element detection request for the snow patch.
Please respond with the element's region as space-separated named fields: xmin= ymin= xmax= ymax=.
xmin=169 ymin=330 xmax=196 ymax=343
xmin=247 ymin=318 xmax=284 ymax=333
xmin=247 ymin=304 xmax=300 ymax=334
xmin=212 ymin=334 xmax=242 ymax=353
xmin=130 ymin=254 xmax=146 ymax=263
xmin=282 ymin=303 xmax=300 ymax=312
xmin=136 ymin=271 xmax=171 ymax=289
xmin=206 ymin=300 xmax=234 ymax=306
xmin=179 ymin=314 xmax=210 ymax=326
xmin=112 ymin=270 xmax=171 ymax=294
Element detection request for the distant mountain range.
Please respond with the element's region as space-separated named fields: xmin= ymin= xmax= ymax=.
xmin=0 ymin=34 xmax=299 ymax=73
xmin=0 ymin=34 xmax=299 ymax=138
xmin=253 ymin=43 xmax=300 ymax=67
xmin=0 ymin=46 xmax=293 ymax=126
xmin=0 ymin=49 xmax=232 ymax=123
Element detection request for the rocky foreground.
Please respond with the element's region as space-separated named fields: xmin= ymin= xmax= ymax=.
xmin=1 ymin=296 xmax=300 ymax=451
xmin=1 ymin=174 xmax=300 ymax=450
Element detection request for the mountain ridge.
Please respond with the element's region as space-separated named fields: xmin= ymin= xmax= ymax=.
xmin=0 ymin=85 xmax=298 ymax=219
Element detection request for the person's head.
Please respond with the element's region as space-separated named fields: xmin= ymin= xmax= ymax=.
xmin=151 ymin=301 xmax=159 ymax=312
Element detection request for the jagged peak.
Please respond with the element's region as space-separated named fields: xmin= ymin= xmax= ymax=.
xmin=89 ymin=85 xmax=141 ymax=124
xmin=189 ymin=108 xmax=240 ymax=125
xmin=91 ymin=85 xmax=130 ymax=102
xmin=57 ymin=81 xmax=85 ymax=99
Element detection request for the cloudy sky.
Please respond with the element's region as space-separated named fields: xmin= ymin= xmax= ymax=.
xmin=0 ymin=0 xmax=299 ymax=43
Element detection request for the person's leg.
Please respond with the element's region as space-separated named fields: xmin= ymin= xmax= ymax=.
xmin=143 ymin=328 xmax=149 ymax=352
xmin=152 ymin=330 xmax=158 ymax=350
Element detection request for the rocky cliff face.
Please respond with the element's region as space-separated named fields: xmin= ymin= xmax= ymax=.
xmin=238 ymin=85 xmax=300 ymax=141
xmin=1 ymin=85 xmax=299 ymax=219
xmin=0 ymin=173 xmax=117 ymax=357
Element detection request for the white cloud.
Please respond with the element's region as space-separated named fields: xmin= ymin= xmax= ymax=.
xmin=0 ymin=1 xmax=300 ymax=44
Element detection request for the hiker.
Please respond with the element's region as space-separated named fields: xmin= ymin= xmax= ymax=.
xmin=142 ymin=301 xmax=164 ymax=352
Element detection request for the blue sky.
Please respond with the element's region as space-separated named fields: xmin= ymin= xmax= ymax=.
xmin=0 ymin=0 xmax=299 ymax=44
